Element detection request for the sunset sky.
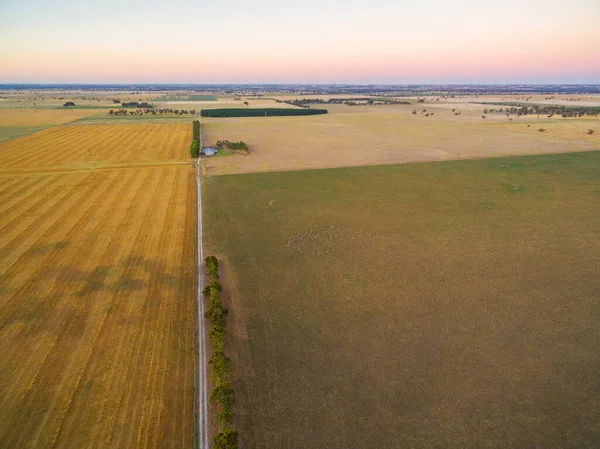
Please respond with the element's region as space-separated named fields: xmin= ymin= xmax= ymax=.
xmin=1 ymin=0 xmax=598 ymax=84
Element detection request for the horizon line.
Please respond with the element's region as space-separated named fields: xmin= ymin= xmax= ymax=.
xmin=2 ymin=82 xmax=600 ymax=87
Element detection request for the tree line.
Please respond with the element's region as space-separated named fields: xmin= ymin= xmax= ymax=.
xmin=201 ymin=108 xmax=327 ymax=118
xmin=480 ymin=103 xmax=599 ymax=118
xmin=216 ymin=140 xmax=248 ymax=152
xmin=121 ymin=101 xmax=154 ymax=108
xmin=203 ymin=256 xmax=240 ymax=449
xmin=190 ymin=120 xmax=200 ymax=157
xmin=278 ymin=97 xmax=410 ymax=108
xmin=108 ymin=108 xmax=197 ymax=116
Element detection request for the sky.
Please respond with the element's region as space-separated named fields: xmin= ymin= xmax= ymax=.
xmin=0 ymin=0 xmax=599 ymax=84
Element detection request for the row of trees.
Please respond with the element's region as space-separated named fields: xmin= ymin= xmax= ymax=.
xmin=482 ymin=104 xmax=599 ymax=118
xmin=203 ymin=256 xmax=239 ymax=449
xmin=201 ymin=108 xmax=327 ymax=117
xmin=121 ymin=101 xmax=154 ymax=108
xmin=108 ymin=108 xmax=197 ymax=116
xmin=190 ymin=120 xmax=200 ymax=157
xmin=216 ymin=140 xmax=248 ymax=152
xmin=277 ymin=98 xmax=410 ymax=108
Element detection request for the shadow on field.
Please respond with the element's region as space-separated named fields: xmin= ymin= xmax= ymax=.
xmin=24 ymin=248 xmax=184 ymax=298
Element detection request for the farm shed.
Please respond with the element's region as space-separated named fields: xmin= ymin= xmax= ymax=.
xmin=201 ymin=147 xmax=218 ymax=156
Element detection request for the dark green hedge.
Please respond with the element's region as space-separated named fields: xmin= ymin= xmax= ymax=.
xmin=190 ymin=120 xmax=200 ymax=158
xmin=201 ymin=108 xmax=328 ymax=118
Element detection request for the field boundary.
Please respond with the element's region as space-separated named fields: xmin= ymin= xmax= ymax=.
xmin=196 ymin=122 xmax=209 ymax=449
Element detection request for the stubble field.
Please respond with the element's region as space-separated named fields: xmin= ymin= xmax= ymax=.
xmin=203 ymin=151 xmax=600 ymax=448
xmin=0 ymin=123 xmax=197 ymax=448
xmin=0 ymin=109 xmax=100 ymax=143
xmin=0 ymin=123 xmax=192 ymax=174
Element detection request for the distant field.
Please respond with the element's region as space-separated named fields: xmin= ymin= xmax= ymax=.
xmin=153 ymin=95 xmax=217 ymax=102
xmin=0 ymin=121 xmax=197 ymax=447
xmin=188 ymin=95 xmax=218 ymax=101
xmin=0 ymin=108 xmax=105 ymax=143
xmin=0 ymin=123 xmax=192 ymax=172
xmin=202 ymin=103 xmax=600 ymax=175
xmin=0 ymin=125 xmax=50 ymax=143
xmin=203 ymin=151 xmax=600 ymax=449
xmin=71 ymin=113 xmax=196 ymax=126
xmin=0 ymin=108 xmax=98 ymax=126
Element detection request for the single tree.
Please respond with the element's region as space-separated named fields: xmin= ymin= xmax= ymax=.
xmin=213 ymin=429 xmax=239 ymax=449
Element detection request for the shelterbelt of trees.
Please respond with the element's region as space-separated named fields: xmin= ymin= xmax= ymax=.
xmin=203 ymin=256 xmax=240 ymax=449
xmin=109 ymin=108 xmax=197 ymax=116
xmin=201 ymin=108 xmax=328 ymax=117
xmin=190 ymin=120 xmax=200 ymax=157
xmin=278 ymin=97 xmax=410 ymax=108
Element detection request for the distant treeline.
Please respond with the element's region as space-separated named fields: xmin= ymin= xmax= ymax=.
xmin=121 ymin=101 xmax=154 ymax=108
xmin=479 ymin=103 xmax=600 ymax=118
xmin=203 ymin=256 xmax=240 ymax=449
xmin=278 ymin=98 xmax=410 ymax=108
xmin=109 ymin=108 xmax=197 ymax=116
xmin=201 ymin=108 xmax=328 ymax=118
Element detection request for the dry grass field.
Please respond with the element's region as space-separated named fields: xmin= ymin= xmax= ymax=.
xmin=203 ymin=151 xmax=600 ymax=448
xmin=202 ymin=102 xmax=600 ymax=175
xmin=0 ymin=124 xmax=197 ymax=448
xmin=0 ymin=124 xmax=192 ymax=173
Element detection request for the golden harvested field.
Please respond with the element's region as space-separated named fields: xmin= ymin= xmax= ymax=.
xmin=0 ymin=124 xmax=197 ymax=448
xmin=202 ymin=103 xmax=600 ymax=175
xmin=0 ymin=124 xmax=192 ymax=173
xmin=0 ymin=109 xmax=99 ymax=126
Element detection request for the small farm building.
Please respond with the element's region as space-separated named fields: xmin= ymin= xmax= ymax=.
xmin=201 ymin=147 xmax=218 ymax=156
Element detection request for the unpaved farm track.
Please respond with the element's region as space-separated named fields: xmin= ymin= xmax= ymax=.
xmin=196 ymin=155 xmax=209 ymax=449
xmin=0 ymin=124 xmax=197 ymax=448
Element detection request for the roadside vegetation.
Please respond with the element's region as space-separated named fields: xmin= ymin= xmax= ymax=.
xmin=190 ymin=120 xmax=200 ymax=157
xmin=203 ymin=256 xmax=240 ymax=449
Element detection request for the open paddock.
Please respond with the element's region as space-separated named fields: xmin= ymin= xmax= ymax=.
xmin=202 ymin=103 xmax=599 ymax=175
xmin=204 ymin=151 xmax=600 ymax=449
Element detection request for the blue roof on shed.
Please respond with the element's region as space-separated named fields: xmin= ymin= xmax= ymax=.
xmin=201 ymin=148 xmax=218 ymax=156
